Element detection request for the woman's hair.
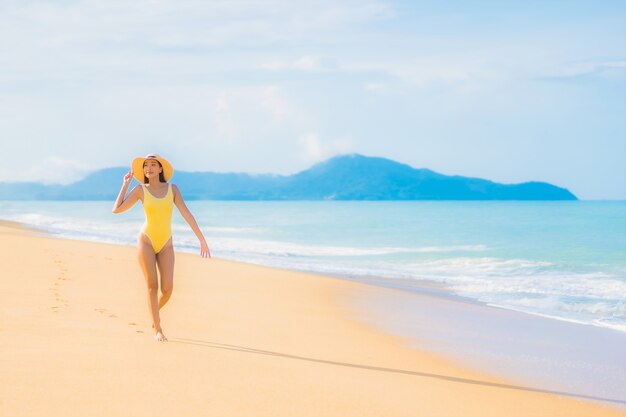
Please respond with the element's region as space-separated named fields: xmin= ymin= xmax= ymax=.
xmin=143 ymin=160 xmax=166 ymax=183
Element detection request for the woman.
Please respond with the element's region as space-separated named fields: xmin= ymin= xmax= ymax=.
xmin=112 ymin=153 xmax=211 ymax=342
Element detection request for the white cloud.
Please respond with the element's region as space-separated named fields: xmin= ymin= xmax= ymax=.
xmin=259 ymin=55 xmax=339 ymax=72
xmin=544 ymin=60 xmax=626 ymax=79
xmin=299 ymin=132 xmax=323 ymax=161
xmin=364 ymin=82 xmax=387 ymax=91
xmin=298 ymin=132 xmax=355 ymax=164
xmin=212 ymin=84 xmax=306 ymax=139
xmin=24 ymin=156 xmax=92 ymax=185
xmin=351 ymin=53 xmax=508 ymax=94
xmin=388 ymin=62 xmax=474 ymax=88
xmin=0 ymin=0 xmax=393 ymax=83
xmin=213 ymin=91 xmax=238 ymax=139
xmin=294 ymin=56 xmax=319 ymax=71
xmin=0 ymin=0 xmax=624 ymax=199
xmin=259 ymin=86 xmax=289 ymax=122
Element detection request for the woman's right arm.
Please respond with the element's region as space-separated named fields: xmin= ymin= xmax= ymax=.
xmin=112 ymin=170 xmax=140 ymax=214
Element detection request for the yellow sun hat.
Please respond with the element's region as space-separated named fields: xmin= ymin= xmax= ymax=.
xmin=131 ymin=153 xmax=174 ymax=183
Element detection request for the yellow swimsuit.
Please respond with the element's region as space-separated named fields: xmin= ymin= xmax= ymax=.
xmin=140 ymin=183 xmax=174 ymax=254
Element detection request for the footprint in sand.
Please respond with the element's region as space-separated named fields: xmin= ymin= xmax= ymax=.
xmin=49 ymin=259 xmax=70 ymax=311
xmin=93 ymin=308 xmax=121 ymax=321
xmin=129 ymin=323 xmax=148 ymax=334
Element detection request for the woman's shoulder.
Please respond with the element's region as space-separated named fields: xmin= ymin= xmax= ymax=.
xmin=127 ymin=184 xmax=144 ymax=201
xmin=169 ymin=182 xmax=181 ymax=203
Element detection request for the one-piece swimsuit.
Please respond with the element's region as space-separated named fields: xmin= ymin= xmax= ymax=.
xmin=140 ymin=183 xmax=174 ymax=253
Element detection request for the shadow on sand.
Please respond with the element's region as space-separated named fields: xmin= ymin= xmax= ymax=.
xmin=169 ymin=336 xmax=625 ymax=407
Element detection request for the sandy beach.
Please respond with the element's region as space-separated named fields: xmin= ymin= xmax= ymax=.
xmin=1 ymin=219 xmax=623 ymax=417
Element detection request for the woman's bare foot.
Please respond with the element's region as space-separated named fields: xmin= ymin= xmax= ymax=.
xmin=154 ymin=330 xmax=167 ymax=342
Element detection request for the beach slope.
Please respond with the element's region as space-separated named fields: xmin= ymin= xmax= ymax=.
xmin=0 ymin=221 xmax=623 ymax=416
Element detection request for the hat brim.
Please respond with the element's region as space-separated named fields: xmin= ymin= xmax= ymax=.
xmin=132 ymin=156 xmax=174 ymax=183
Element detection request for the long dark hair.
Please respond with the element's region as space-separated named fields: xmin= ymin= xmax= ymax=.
xmin=143 ymin=160 xmax=166 ymax=183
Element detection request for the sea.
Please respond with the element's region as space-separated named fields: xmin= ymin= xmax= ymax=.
xmin=1 ymin=199 xmax=624 ymax=334
xmin=2 ymin=199 xmax=626 ymax=403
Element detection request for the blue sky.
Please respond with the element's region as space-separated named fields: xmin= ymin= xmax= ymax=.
xmin=0 ymin=0 xmax=624 ymax=199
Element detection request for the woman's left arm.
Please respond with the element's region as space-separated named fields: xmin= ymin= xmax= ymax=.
xmin=172 ymin=184 xmax=211 ymax=258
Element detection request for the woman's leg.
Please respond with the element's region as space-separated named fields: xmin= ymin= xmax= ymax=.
xmin=137 ymin=234 xmax=165 ymax=340
xmin=156 ymin=238 xmax=174 ymax=310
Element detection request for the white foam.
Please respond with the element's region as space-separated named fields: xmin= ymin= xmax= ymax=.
xmin=176 ymin=236 xmax=488 ymax=257
xmin=485 ymin=302 xmax=626 ymax=333
xmin=172 ymin=224 xmax=265 ymax=234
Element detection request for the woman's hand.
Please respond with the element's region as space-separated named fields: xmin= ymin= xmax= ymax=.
xmin=123 ymin=170 xmax=133 ymax=186
xmin=200 ymin=240 xmax=211 ymax=258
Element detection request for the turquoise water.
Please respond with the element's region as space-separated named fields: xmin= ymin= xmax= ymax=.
xmin=1 ymin=200 xmax=625 ymax=332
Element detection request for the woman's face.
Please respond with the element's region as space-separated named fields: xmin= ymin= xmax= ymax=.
xmin=143 ymin=159 xmax=163 ymax=179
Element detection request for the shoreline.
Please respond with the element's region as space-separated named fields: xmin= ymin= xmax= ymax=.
xmin=13 ymin=216 xmax=626 ymax=334
xmin=3 ymin=206 xmax=625 ymax=335
xmin=346 ymin=278 xmax=626 ymax=408
xmin=1 ymin=219 xmax=624 ymax=416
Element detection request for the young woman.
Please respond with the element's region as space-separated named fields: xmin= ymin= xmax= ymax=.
xmin=112 ymin=153 xmax=211 ymax=342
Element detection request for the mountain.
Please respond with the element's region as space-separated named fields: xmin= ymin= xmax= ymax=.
xmin=0 ymin=154 xmax=577 ymax=200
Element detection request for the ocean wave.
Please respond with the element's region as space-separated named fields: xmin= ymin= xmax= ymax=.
xmin=2 ymin=206 xmax=625 ymax=334
xmin=175 ymin=236 xmax=488 ymax=257
xmin=485 ymin=301 xmax=626 ymax=334
xmin=406 ymin=257 xmax=626 ymax=300
xmin=3 ymin=213 xmax=142 ymax=242
xmin=391 ymin=257 xmax=626 ymax=332
xmin=172 ymin=224 xmax=267 ymax=234
xmin=185 ymin=249 xmax=626 ymax=333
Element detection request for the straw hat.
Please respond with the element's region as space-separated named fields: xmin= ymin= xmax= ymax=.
xmin=131 ymin=153 xmax=174 ymax=183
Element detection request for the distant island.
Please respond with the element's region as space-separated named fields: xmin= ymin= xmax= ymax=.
xmin=0 ymin=154 xmax=577 ymax=200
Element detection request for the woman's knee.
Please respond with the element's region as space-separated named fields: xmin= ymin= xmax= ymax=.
xmin=146 ymin=280 xmax=160 ymax=292
xmin=161 ymin=283 xmax=173 ymax=296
